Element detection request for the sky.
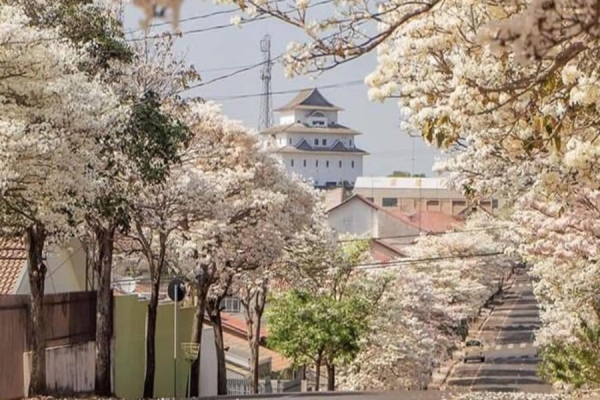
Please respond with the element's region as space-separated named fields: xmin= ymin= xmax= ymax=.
xmin=122 ymin=1 xmax=443 ymax=177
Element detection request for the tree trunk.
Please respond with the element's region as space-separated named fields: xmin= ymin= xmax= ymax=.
xmin=189 ymin=275 xmax=209 ymax=397
xmin=143 ymin=277 xmax=161 ymax=397
xmin=95 ymin=224 xmax=115 ymax=396
xmin=327 ymin=363 xmax=335 ymax=391
xmin=315 ymin=352 xmax=323 ymax=392
xmin=250 ymin=327 xmax=260 ymax=394
xmin=208 ymin=299 xmax=228 ymax=395
xmin=25 ymin=224 xmax=47 ymax=396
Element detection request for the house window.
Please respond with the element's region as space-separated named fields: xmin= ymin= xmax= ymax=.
xmin=303 ymin=159 xmax=307 ymax=167
xmin=453 ymin=200 xmax=466 ymax=207
xmin=382 ymin=198 xmax=398 ymax=207
xmin=350 ymin=140 xmax=353 ymax=146
xmin=288 ymin=138 xmax=292 ymax=145
xmin=339 ymin=160 xmax=342 ymax=168
xmin=427 ymin=200 xmax=440 ymax=206
xmin=351 ymin=160 xmax=355 ymax=168
xmin=316 ymin=160 xmax=319 ymax=167
xmin=314 ymin=139 xmax=319 ymax=145
xmin=323 ymin=139 xmax=327 ymax=146
xmin=492 ymin=199 xmax=499 ymax=209
xmin=221 ymin=297 xmax=241 ymax=313
xmin=326 ymin=160 xmax=330 ymax=168
xmin=291 ymin=159 xmax=294 ymax=167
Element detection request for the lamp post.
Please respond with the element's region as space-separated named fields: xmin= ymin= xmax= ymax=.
xmin=168 ymin=278 xmax=187 ymax=398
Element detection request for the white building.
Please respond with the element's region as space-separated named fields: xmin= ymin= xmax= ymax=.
xmin=261 ymin=88 xmax=368 ymax=188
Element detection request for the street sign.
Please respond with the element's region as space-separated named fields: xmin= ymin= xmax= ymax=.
xmin=168 ymin=278 xmax=186 ymax=302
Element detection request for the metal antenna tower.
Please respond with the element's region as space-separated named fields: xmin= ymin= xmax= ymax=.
xmin=258 ymin=34 xmax=274 ymax=131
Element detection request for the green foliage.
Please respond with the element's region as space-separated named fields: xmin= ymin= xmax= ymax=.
xmin=122 ymin=91 xmax=191 ymax=184
xmin=539 ymin=319 xmax=600 ymax=388
xmin=266 ymin=289 xmax=372 ymax=368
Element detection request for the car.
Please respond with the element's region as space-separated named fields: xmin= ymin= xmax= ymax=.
xmin=463 ymin=339 xmax=485 ymax=363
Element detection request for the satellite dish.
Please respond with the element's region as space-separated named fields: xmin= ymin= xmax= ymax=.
xmin=118 ymin=277 xmax=137 ymax=294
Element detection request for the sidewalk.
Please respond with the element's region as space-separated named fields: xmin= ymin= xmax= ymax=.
xmin=429 ymin=272 xmax=517 ymax=390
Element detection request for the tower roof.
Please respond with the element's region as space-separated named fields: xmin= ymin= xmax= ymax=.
xmin=275 ymin=88 xmax=343 ymax=112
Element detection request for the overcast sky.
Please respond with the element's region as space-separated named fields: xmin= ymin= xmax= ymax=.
xmin=123 ymin=1 xmax=443 ymax=177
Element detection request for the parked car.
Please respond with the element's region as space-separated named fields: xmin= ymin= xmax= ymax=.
xmin=463 ymin=339 xmax=485 ymax=363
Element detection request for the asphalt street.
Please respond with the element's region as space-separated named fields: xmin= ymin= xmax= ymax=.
xmin=444 ymin=273 xmax=552 ymax=393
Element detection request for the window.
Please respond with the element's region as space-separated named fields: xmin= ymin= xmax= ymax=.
xmin=427 ymin=200 xmax=440 ymax=206
xmin=453 ymin=200 xmax=466 ymax=207
xmin=323 ymin=139 xmax=327 ymax=146
xmin=291 ymin=159 xmax=294 ymax=167
xmin=221 ymin=297 xmax=241 ymax=313
xmin=339 ymin=160 xmax=342 ymax=168
xmin=316 ymin=160 xmax=319 ymax=167
xmin=312 ymin=120 xmax=325 ymax=126
xmin=303 ymin=159 xmax=307 ymax=167
xmin=326 ymin=160 xmax=330 ymax=168
xmin=349 ymin=140 xmax=353 ymax=146
xmin=351 ymin=160 xmax=355 ymax=168
xmin=288 ymin=138 xmax=292 ymax=145
xmin=382 ymin=198 xmax=398 ymax=207
xmin=314 ymin=139 xmax=319 ymax=145
xmin=492 ymin=199 xmax=499 ymax=209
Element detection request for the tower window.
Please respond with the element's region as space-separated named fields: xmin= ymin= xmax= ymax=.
xmin=303 ymin=159 xmax=307 ymax=167
xmin=350 ymin=139 xmax=353 ymax=146
xmin=314 ymin=139 xmax=319 ymax=146
xmin=323 ymin=139 xmax=327 ymax=146
xmin=339 ymin=160 xmax=342 ymax=168
xmin=326 ymin=160 xmax=330 ymax=168
xmin=351 ymin=160 xmax=355 ymax=168
xmin=316 ymin=160 xmax=319 ymax=167
xmin=291 ymin=159 xmax=294 ymax=167
xmin=288 ymin=138 xmax=292 ymax=145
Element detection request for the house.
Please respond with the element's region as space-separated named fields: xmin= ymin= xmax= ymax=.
xmin=0 ymin=236 xmax=90 ymax=295
xmin=260 ymin=88 xmax=368 ymax=188
xmin=353 ymin=176 xmax=501 ymax=216
xmin=327 ymin=194 xmax=464 ymax=253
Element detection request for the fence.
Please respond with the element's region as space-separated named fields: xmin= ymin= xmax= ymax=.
xmin=226 ymin=377 xmax=306 ymax=395
xmin=0 ymin=291 xmax=97 ymax=399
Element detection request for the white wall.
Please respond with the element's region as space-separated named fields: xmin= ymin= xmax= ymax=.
xmin=328 ymin=198 xmax=378 ymax=237
xmin=281 ymin=153 xmax=363 ymax=186
xmin=15 ymin=238 xmax=86 ymax=295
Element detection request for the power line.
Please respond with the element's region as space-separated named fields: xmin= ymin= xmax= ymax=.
xmin=336 ymin=227 xmax=507 ymax=243
xmin=202 ymin=80 xmax=365 ymax=101
xmin=356 ymin=251 xmax=506 ymax=271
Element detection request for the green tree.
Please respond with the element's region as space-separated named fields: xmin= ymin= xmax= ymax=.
xmin=266 ymin=290 xmax=371 ymax=390
xmin=388 ymin=171 xmax=426 ymax=178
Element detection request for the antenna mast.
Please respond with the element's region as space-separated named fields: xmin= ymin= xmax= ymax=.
xmin=258 ymin=34 xmax=274 ymax=131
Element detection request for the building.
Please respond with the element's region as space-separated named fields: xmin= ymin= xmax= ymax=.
xmin=353 ymin=177 xmax=500 ymax=216
xmin=0 ymin=236 xmax=89 ymax=295
xmin=327 ymin=194 xmax=464 ymax=253
xmin=260 ymin=88 xmax=368 ymax=188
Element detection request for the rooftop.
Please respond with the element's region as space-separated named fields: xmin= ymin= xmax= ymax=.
xmin=0 ymin=236 xmax=26 ymax=294
xmin=261 ymin=122 xmax=360 ymax=136
xmin=278 ymin=139 xmax=368 ymax=155
xmin=355 ymin=177 xmax=451 ymax=190
xmin=275 ymin=88 xmax=342 ymax=112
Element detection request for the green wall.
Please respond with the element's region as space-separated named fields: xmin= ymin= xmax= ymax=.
xmin=114 ymin=296 xmax=197 ymax=399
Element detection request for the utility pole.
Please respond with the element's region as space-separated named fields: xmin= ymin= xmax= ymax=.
xmin=258 ymin=34 xmax=274 ymax=131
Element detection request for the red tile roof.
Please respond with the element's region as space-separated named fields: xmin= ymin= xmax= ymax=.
xmin=328 ymin=194 xmax=464 ymax=234
xmin=0 ymin=236 xmax=26 ymax=294
xmin=387 ymin=210 xmax=464 ymax=233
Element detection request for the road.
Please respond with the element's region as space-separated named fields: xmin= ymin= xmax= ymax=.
xmin=444 ymin=273 xmax=552 ymax=393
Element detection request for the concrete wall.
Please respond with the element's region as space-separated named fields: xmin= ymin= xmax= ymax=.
xmin=328 ymin=198 xmax=377 ymax=238
xmin=15 ymin=238 xmax=86 ymax=295
xmin=113 ymin=296 xmax=218 ymax=398
xmin=353 ymin=187 xmax=493 ymax=216
xmin=281 ymin=153 xmax=363 ymax=187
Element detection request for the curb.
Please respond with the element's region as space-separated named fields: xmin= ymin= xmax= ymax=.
xmin=434 ymin=272 xmax=517 ymax=390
